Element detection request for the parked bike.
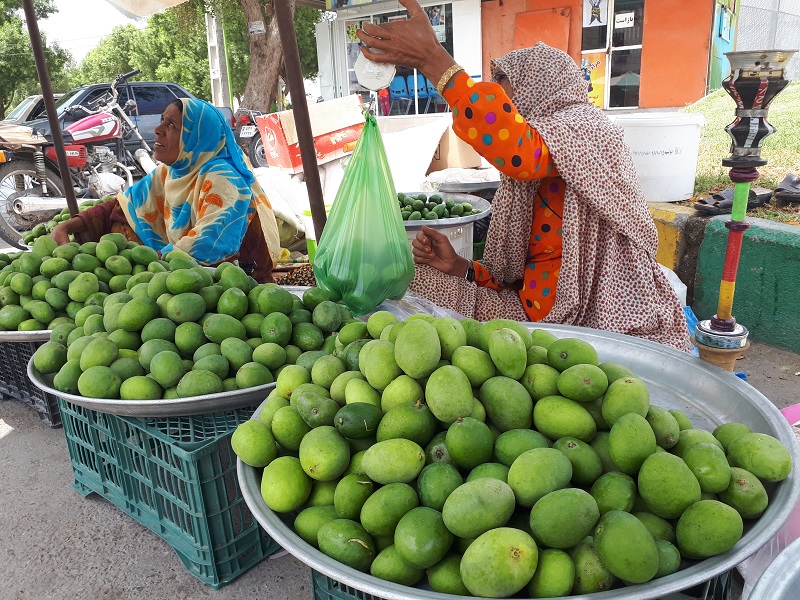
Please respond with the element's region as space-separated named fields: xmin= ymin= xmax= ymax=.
xmin=234 ymin=108 xmax=268 ymax=169
xmin=0 ymin=70 xmax=157 ymax=249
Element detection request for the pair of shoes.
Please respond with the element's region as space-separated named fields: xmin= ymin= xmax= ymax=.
xmin=694 ymin=186 xmax=772 ymax=216
xmin=774 ymin=173 xmax=800 ymax=206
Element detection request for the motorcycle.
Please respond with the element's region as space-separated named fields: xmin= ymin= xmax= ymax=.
xmin=235 ymin=108 xmax=268 ymax=169
xmin=0 ymin=70 xmax=157 ymax=249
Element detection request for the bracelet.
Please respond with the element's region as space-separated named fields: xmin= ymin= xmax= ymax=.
xmin=465 ymin=264 xmax=475 ymax=283
xmin=436 ymin=64 xmax=464 ymax=96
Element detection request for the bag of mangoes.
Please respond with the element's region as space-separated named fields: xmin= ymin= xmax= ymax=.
xmin=312 ymin=112 xmax=414 ymax=316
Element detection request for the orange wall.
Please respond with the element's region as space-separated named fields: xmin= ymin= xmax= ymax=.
xmin=639 ymin=1 xmax=715 ymax=108
xmin=480 ymin=0 xmax=583 ymax=81
xmin=480 ymin=0 xmax=716 ymax=109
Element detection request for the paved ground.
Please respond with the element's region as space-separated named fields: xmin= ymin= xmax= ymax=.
xmin=1 ymin=340 xmax=798 ymax=600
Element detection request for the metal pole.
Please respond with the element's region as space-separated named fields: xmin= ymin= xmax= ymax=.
xmin=21 ymin=0 xmax=79 ymax=217
xmin=274 ymin=0 xmax=327 ymax=242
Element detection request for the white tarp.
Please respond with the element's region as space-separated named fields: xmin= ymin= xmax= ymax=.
xmin=105 ymin=0 xmax=185 ymax=18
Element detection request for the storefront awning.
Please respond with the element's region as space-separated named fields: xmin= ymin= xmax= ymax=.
xmin=324 ymin=0 xmax=396 ymax=11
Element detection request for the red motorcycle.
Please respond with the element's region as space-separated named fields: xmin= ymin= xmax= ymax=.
xmin=0 ymin=70 xmax=157 ymax=248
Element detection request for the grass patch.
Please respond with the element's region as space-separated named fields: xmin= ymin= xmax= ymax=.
xmin=683 ymin=81 xmax=800 ymax=193
xmin=678 ymin=81 xmax=800 ymax=223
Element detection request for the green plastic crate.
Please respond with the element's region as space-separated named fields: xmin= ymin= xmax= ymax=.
xmin=0 ymin=340 xmax=61 ymax=427
xmin=310 ymin=569 xmax=731 ymax=600
xmin=312 ymin=571 xmax=385 ymax=600
xmin=59 ymin=399 xmax=279 ymax=588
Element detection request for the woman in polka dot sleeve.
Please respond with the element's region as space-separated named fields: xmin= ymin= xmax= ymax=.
xmin=359 ymin=0 xmax=689 ymax=351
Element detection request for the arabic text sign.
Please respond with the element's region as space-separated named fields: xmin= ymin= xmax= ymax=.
xmin=615 ymin=12 xmax=635 ymax=29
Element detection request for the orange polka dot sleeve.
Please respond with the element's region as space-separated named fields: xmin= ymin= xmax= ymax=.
xmin=442 ymin=70 xmax=560 ymax=301
xmin=442 ymin=71 xmax=558 ymax=181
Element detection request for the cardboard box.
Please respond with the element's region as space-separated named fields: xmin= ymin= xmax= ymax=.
xmin=376 ymin=114 xmax=482 ymax=173
xmin=256 ymin=95 xmax=365 ymax=173
xmin=428 ymin=123 xmax=482 ymax=173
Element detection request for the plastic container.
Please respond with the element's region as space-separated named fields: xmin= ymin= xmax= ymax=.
xmin=406 ymin=220 xmax=475 ymax=260
xmin=401 ymin=193 xmax=491 ymax=261
xmin=0 ymin=335 xmax=60 ymax=427
xmin=59 ymin=399 xmax=278 ymax=588
xmin=310 ymin=569 xmax=732 ymax=600
xmin=608 ymin=112 xmax=706 ymax=202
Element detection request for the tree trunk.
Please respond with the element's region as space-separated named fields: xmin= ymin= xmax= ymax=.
xmin=239 ymin=0 xmax=293 ymax=111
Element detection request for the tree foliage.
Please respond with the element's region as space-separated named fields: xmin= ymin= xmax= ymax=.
xmin=0 ymin=0 xmax=57 ymax=23
xmin=68 ymin=25 xmax=140 ymax=88
xmin=0 ymin=12 xmax=69 ymax=118
xmin=68 ymin=0 xmax=320 ymax=108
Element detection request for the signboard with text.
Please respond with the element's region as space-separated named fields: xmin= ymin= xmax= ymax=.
xmin=581 ymin=52 xmax=606 ymax=108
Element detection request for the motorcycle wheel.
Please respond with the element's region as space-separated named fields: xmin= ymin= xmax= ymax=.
xmin=0 ymin=159 xmax=66 ymax=250
xmin=248 ymin=135 xmax=268 ymax=169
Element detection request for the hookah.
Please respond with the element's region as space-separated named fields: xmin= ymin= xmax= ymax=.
xmin=692 ymin=50 xmax=796 ymax=371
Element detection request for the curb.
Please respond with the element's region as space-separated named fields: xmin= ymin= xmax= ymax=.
xmin=648 ymin=202 xmax=708 ymax=305
xmin=693 ymin=216 xmax=800 ymax=353
xmin=648 ymin=203 xmax=799 ymax=352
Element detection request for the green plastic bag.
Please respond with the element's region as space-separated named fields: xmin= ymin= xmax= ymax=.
xmin=313 ymin=113 xmax=414 ymax=316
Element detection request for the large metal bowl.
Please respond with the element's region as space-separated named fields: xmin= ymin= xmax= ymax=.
xmin=238 ymin=322 xmax=800 ymax=600
xmin=747 ymin=537 xmax=800 ymax=600
xmin=27 ymin=357 xmax=275 ymax=417
xmin=399 ymin=192 xmax=491 ymax=230
xmin=24 ymin=288 xmax=461 ymax=418
xmin=0 ymin=330 xmax=51 ymax=342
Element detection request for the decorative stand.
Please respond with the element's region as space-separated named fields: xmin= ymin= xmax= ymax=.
xmin=693 ymin=50 xmax=796 ymax=371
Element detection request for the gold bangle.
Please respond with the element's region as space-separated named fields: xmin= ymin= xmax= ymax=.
xmin=436 ymin=64 xmax=464 ymax=96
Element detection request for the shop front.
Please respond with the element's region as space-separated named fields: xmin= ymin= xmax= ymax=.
xmin=480 ymin=0 xmax=723 ymax=110
xmin=320 ymin=0 xmax=726 ymax=112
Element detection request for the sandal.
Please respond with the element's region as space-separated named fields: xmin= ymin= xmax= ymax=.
xmin=774 ymin=173 xmax=800 ymax=205
xmin=694 ymin=187 xmax=772 ymax=216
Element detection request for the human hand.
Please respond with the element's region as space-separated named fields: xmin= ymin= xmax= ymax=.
xmin=412 ymin=225 xmax=469 ymax=277
xmin=356 ymin=0 xmax=455 ymax=84
xmin=50 ymin=220 xmax=73 ymax=245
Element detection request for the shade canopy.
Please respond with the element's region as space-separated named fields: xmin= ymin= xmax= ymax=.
xmin=104 ymin=0 xmax=326 ymax=17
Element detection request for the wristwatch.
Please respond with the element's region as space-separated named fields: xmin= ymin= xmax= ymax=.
xmin=465 ymin=264 xmax=475 ymax=283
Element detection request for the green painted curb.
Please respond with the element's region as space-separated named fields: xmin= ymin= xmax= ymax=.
xmin=693 ymin=216 xmax=800 ymax=353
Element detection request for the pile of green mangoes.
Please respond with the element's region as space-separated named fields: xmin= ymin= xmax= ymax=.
xmin=29 ymin=239 xmax=354 ymax=400
xmin=233 ymin=312 xmax=793 ymax=598
xmin=398 ymin=193 xmax=483 ymax=221
xmin=21 ymin=199 xmax=105 ymax=246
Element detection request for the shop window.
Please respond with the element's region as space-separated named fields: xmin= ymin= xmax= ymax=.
xmin=581 ymin=0 xmax=608 ymax=52
xmin=611 ymin=0 xmax=644 ymax=48
xmin=609 ymin=48 xmax=641 ymax=108
xmin=581 ymin=0 xmax=645 ymax=108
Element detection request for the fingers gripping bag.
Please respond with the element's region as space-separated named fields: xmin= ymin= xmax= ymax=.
xmin=312 ymin=112 xmax=414 ymax=315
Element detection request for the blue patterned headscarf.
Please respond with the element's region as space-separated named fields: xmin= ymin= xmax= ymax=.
xmin=117 ymin=98 xmax=280 ymax=265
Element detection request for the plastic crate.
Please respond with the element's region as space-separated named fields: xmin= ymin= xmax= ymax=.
xmin=58 ymin=399 xmax=279 ymax=588
xmin=0 ymin=340 xmax=60 ymax=427
xmin=310 ymin=569 xmax=731 ymax=600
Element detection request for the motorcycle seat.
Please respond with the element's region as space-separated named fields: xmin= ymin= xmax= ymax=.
xmin=36 ymin=129 xmax=75 ymax=145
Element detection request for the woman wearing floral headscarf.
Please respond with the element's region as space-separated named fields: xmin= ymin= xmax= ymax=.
xmin=358 ymin=0 xmax=689 ymax=351
xmin=51 ymin=98 xmax=280 ymax=283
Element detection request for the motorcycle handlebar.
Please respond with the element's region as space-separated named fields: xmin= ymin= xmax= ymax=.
xmin=115 ymin=69 xmax=141 ymax=84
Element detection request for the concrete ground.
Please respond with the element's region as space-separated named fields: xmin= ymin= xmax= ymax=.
xmin=1 ymin=340 xmax=799 ymax=600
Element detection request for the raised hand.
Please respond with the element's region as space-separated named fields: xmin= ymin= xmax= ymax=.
xmin=356 ymin=0 xmax=455 ymax=86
